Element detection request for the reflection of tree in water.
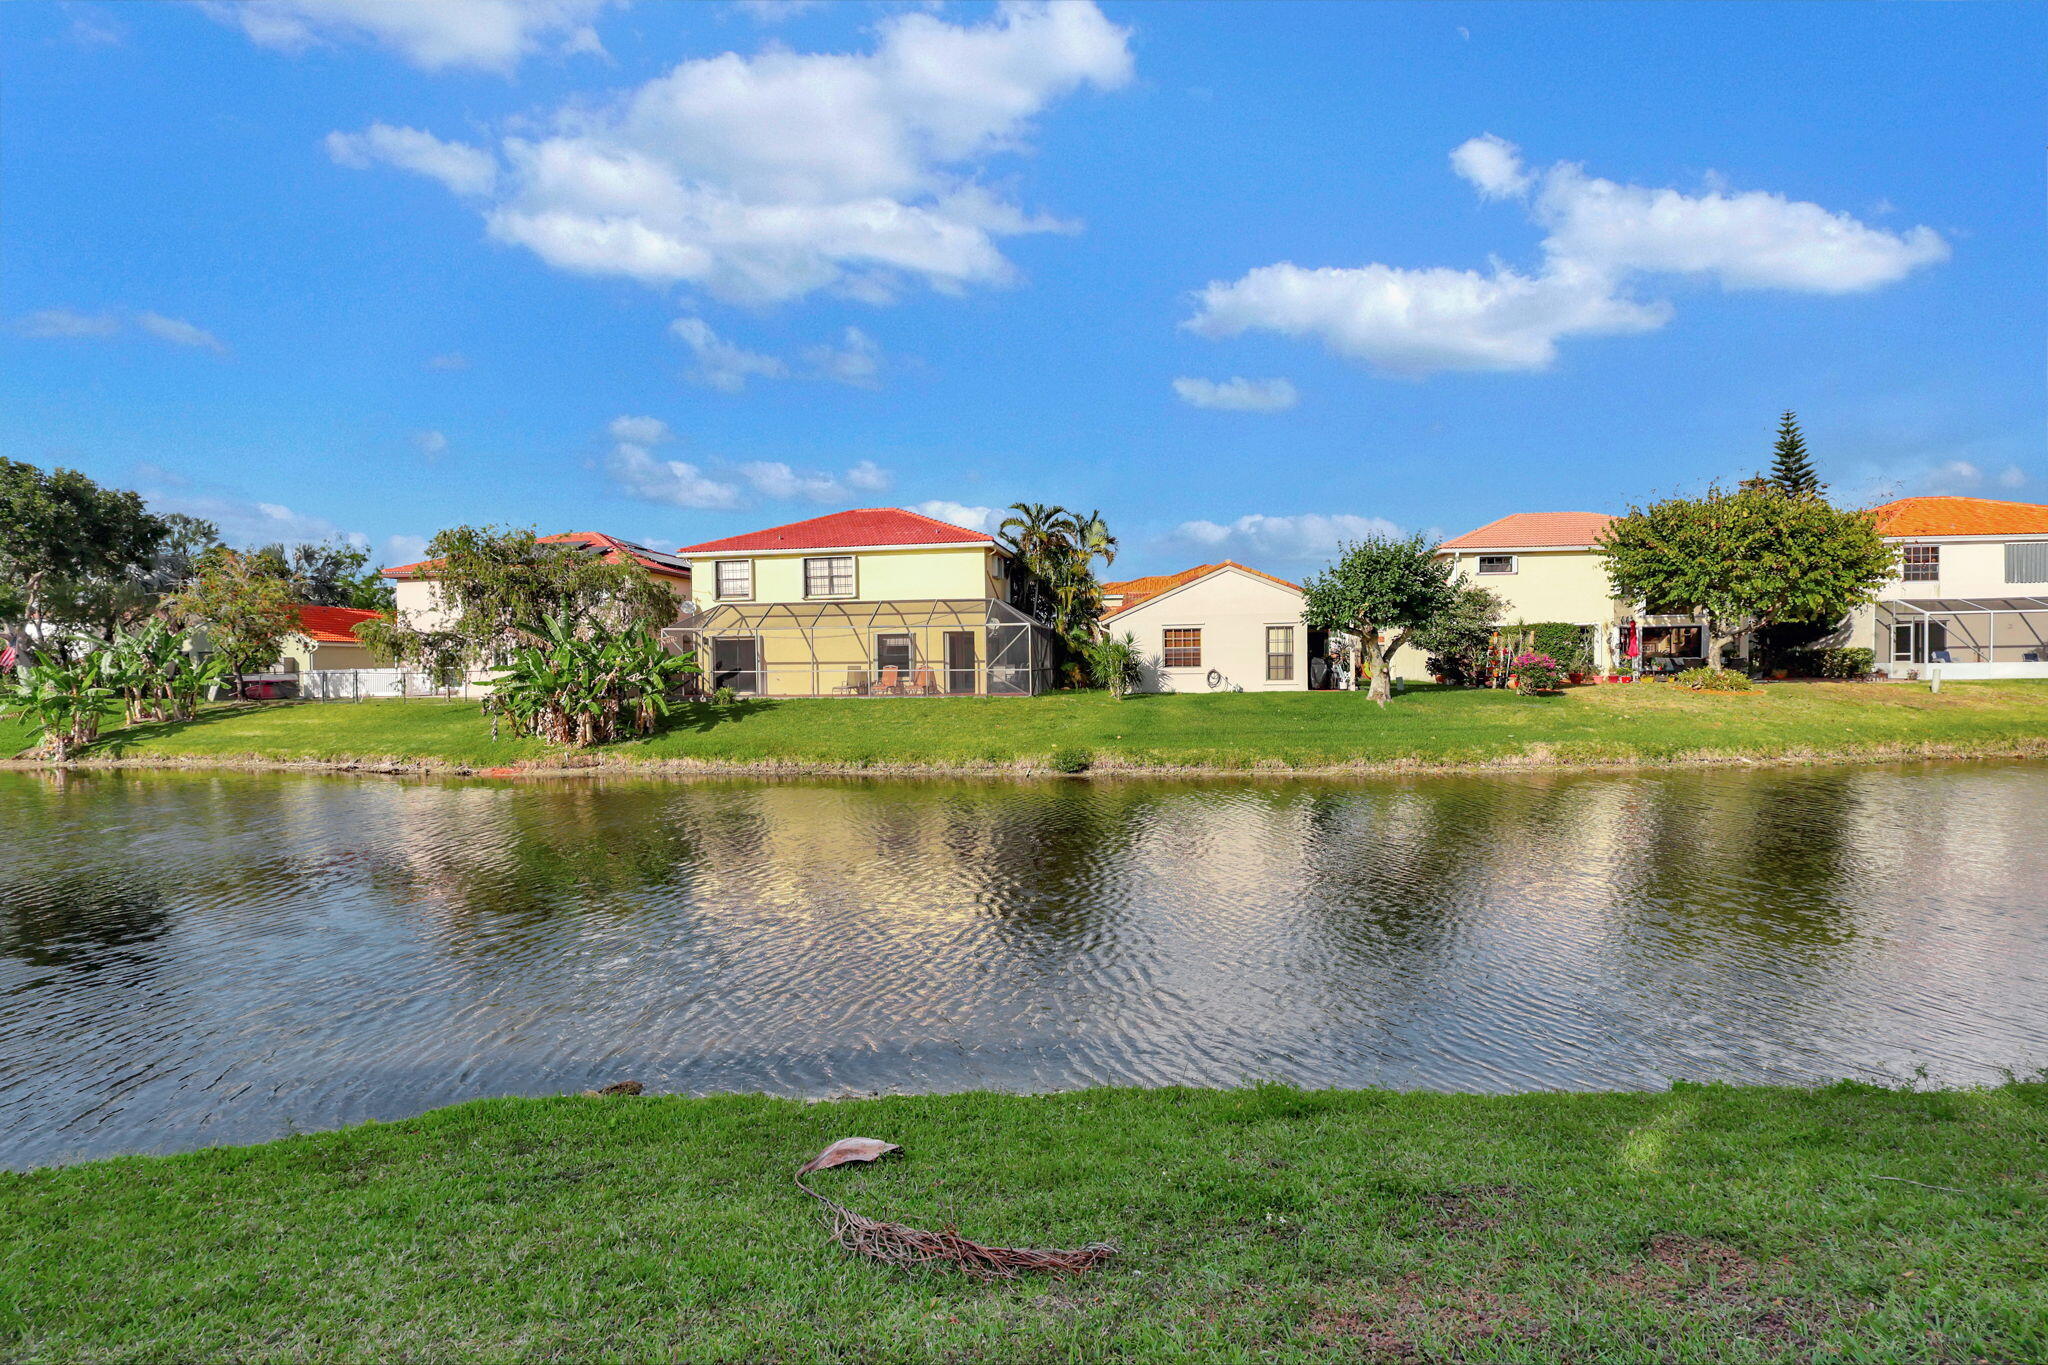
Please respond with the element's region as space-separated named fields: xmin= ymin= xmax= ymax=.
xmin=1617 ymin=770 xmax=1869 ymax=960
xmin=0 ymin=871 xmax=170 ymax=972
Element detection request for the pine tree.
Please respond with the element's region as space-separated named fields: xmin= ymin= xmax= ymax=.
xmin=1768 ymin=410 xmax=1821 ymax=496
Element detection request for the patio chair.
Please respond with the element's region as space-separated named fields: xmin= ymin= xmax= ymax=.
xmin=832 ymin=668 xmax=868 ymax=696
xmin=912 ymin=666 xmax=937 ymax=695
xmin=1931 ymin=650 xmax=1953 ymax=663
xmin=877 ymin=665 xmax=902 ymax=695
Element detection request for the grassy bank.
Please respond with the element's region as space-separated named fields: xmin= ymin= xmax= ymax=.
xmin=3 ymin=1083 xmax=2042 ymax=1362
xmin=5 ymin=678 xmax=2046 ymax=774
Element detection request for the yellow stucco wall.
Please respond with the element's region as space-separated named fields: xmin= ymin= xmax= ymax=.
xmin=1391 ymin=549 xmax=1625 ymax=678
xmin=701 ymin=545 xmax=1003 ymax=605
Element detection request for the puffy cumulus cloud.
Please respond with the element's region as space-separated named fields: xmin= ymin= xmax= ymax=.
xmin=670 ymin=317 xmax=788 ymax=391
xmin=380 ymin=534 xmax=430 ymax=568
xmin=1189 ymin=135 xmax=1947 ymax=377
xmin=804 ymin=327 xmax=883 ymax=387
xmin=737 ymin=459 xmax=890 ymax=501
xmin=135 ymin=313 xmax=229 ymax=353
xmin=1164 ymin=512 xmax=1405 ymax=564
xmin=206 ymin=0 xmax=613 ymax=74
xmin=326 ymin=124 xmax=498 ymax=198
xmin=1998 ymin=465 xmax=2030 ymax=490
xmin=334 ymin=1 xmax=1131 ymax=304
xmin=1171 ymin=376 xmax=1299 ymax=412
xmin=912 ymin=500 xmax=999 ymax=533
xmin=600 ymin=415 xmax=890 ymax=509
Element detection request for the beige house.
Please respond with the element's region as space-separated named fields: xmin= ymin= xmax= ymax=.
xmin=1099 ymin=561 xmax=1349 ymax=692
xmin=677 ymin=508 xmax=1053 ymax=696
xmin=1393 ymin=511 xmax=1714 ymax=679
xmin=1857 ymin=496 xmax=2048 ymax=678
xmin=384 ymin=530 xmax=695 ymax=634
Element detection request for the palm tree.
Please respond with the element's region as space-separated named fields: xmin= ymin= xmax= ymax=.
xmin=1066 ymin=508 xmax=1117 ymax=569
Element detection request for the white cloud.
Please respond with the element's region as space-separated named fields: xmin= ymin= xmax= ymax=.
xmin=1187 ymin=260 xmax=1666 ymax=375
xmin=737 ymin=458 xmax=890 ymax=501
xmin=148 ymin=491 xmax=349 ymax=548
xmin=326 ymin=124 xmax=498 ymax=198
xmin=607 ymin=443 xmax=743 ymax=510
xmin=1448 ymin=133 xmax=1529 ymax=200
xmin=1997 ymin=465 xmax=2028 ymax=490
xmin=1189 ymin=136 xmax=1947 ymax=376
xmin=607 ymin=414 xmax=672 ymax=444
xmin=1164 ymin=512 xmax=1405 ymax=564
xmin=414 ymin=430 xmax=450 ymax=456
xmin=730 ymin=0 xmax=823 ymax=22
xmin=380 ymin=534 xmax=430 ymax=568
xmin=912 ymin=500 xmax=999 ymax=533
xmin=335 ymin=1 xmax=1131 ymax=305
xmin=426 ymin=351 xmax=470 ymax=370
xmin=135 ymin=312 xmax=228 ymax=353
xmin=15 ymin=308 xmax=121 ymax=338
xmin=70 ymin=11 xmax=126 ymax=46
xmin=1172 ymin=376 xmax=1299 ymax=412
xmin=804 ymin=326 xmax=883 ymax=387
xmin=670 ymin=317 xmax=788 ymax=391
xmin=206 ymin=0 xmax=613 ymax=74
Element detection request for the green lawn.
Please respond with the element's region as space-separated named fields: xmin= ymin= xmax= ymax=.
xmin=6 ymin=679 xmax=2046 ymax=772
xmin=3 ymin=1082 xmax=2042 ymax=1362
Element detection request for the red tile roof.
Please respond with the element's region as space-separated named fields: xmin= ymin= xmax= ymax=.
xmin=1440 ymin=512 xmax=1615 ymax=551
xmin=295 ymin=604 xmax=383 ymax=644
xmin=1870 ymin=496 xmax=2048 ymax=538
xmin=1101 ymin=561 xmax=1302 ymax=617
xmin=678 ymin=507 xmax=996 ymax=555
xmin=383 ymin=532 xmax=692 ymax=581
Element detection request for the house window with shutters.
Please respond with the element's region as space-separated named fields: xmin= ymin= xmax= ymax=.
xmin=2006 ymin=542 xmax=2048 ymax=585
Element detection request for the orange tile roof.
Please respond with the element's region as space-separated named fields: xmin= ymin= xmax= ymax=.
xmin=384 ymin=532 xmax=692 ymax=581
xmin=1869 ymin=496 xmax=2048 ymax=538
xmin=294 ymin=604 xmax=383 ymax=644
xmin=679 ymin=507 xmax=995 ymax=554
xmin=1101 ymin=561 xmax=1302 ymax=616
xmin=1439 ymin=512 xmax=1615 ymax=551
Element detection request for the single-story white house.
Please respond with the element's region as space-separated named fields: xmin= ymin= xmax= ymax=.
xmin=1099 ymin=561 xmax=1352 ymax=692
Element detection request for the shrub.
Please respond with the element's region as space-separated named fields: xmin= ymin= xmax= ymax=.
xmin=1048 ymin=746 xmax=1093 ymax=774
xmin=712 ymin=685 xmax=737 ymax=705
xmin=1671 ymin=666 xmax=1754 ymax=692
xmin=2 ymin=650 xmax=119 ymax=759
xmin=1512 ymin=651 xmax=1565 ymax=695
xmin=1084 ymin=631 xmax=1144 ymax=699
xmin=1524 ymin=623 xmax=1593 ymax=674
xmin=488 ymin=616 xmax=698 ymax=747
xmin=1809 ymin=647 xmax=1875 ymax=680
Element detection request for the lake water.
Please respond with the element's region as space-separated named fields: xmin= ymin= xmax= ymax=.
xmin=4 ymin=763 xmax=2046 ymax=1168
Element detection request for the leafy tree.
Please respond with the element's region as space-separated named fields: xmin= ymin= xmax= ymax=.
xmin=487 ymin=615 xmax=697 ymax=747
xmin=1410 ymin=582 xmax=1507 ymax=685
xmin=1597 ymin=484 xmax=1896 ymax=670
xmin=165 ymin=547 xmax=300 ymax=693
xmin=249 ymin=539 xmax=394 ymax=611
xmin=0 ymin=457 xmax=172 ymax=648
xmin=45 ymin=512 xmax=222 ymax=645
xmin=1301 ymin=534 xmax=1461 ymax=705
xmin=1 ymin=651 xmax=119 ymax=759
xmin=357 ymin=525 xmax=677 ymax=685
xmin=1768 ymin=411 xmax=1821 ymax=496
xmin=997 ymin=503 xmax=1116 ymax=664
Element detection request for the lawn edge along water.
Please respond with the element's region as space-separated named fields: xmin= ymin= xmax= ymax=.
xmin=4 ymin=1082 xmax=2044 ymax=1363
xmin=3 ymin=679 xmax=2046 ymax=779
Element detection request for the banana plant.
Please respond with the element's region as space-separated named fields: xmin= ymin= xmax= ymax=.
xmin=1 ymin=651 xmax=119 ymax=760
xmin=487 ymin=615 xmax=697 ymax=748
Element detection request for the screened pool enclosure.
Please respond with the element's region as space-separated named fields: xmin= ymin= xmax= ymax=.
xmin=1877 ymin=597 xmax=2048 ymax=676
xmin=667 ymin=598 xmax=1056 ymax=697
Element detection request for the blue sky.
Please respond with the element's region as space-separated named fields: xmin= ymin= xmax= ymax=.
xmin=3 ymin=0 xmax=2042 ymax=578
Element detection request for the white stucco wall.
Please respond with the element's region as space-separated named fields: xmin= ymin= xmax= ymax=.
xmin=1846 ymin=534 xmax=2048 ymax=668
xmin=1105 ymin=569 xmax=1311 ymax=693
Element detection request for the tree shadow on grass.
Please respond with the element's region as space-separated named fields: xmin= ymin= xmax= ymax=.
xmin=88 ymin=701 xmax=301 ymax=757
xmin=656 ymin=698 xmax=781 ymax=736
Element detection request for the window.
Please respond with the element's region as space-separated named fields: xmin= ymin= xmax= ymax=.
xmin=2007 ymin=541 xmax=2048 ymax=585
xmin=1476 ymin=554 xmax=1516 ymax=575
xmin=714 ymin=560 xmax=752 ymax=600
xmin=804 ymin=555 xmax=855 ymax=598
xmin=1902 ymin=544 xmax=1939 ymax=582
xmin=1162 ymin=628 xmax=1201 ymax=669
xmin=1266 ymin=626 xmax=1295 ymax=682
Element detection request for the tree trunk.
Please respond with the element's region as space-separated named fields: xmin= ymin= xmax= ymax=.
xmin=1361 ymin=630 xmax=1392 ymax=707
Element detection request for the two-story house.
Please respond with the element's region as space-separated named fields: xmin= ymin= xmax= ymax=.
xmin=383 ymin=532 xmax=695 ymax=636
xmin=1860 ymin=496 xmax=2048 ymax=678
xmin=676 ymin=508 xmax=1054 ymax=696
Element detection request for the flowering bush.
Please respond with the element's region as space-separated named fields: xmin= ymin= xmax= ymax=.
xmin=1512 ymin=651 xmax=1565 ymax=695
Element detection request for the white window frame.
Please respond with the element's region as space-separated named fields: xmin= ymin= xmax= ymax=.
xmin=803 ymin=555 xmax=857 ymax=599
xmin=1265 ymin=624 xmax=1295 ymax=682
xmin=1161 ymin=626 xmax=1202 ymax=670
xmin=714 ymin=559 xmax=753 ymax=601
xmin=1475 ymin=554 xmax=1517 ymax=575
xmin=1901 ymin=544 xmax=1939 ymax=583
